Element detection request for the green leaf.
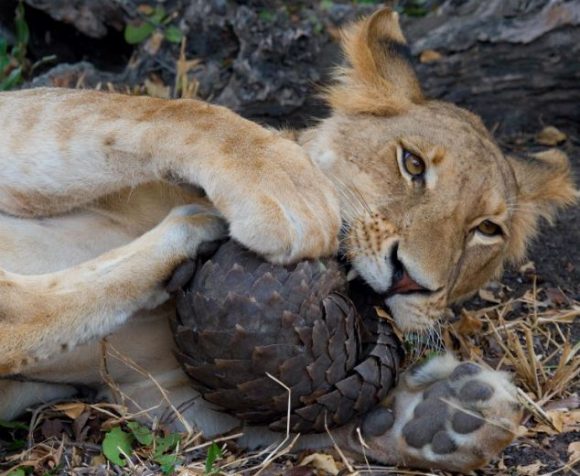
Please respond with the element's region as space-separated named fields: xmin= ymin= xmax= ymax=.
xmin=124 ymin=22 xmax=155 ymax=44
xmin=258 ymin=9 xmax=274 ymax=23
xmin=153 ymin=432 xmax=181 ymax=458
xmin=0 ymin=36 xmax=8 ymax=57
xmin=155 ymin=453 xmax=179 ymax=474
xmin=15 ymin=1 xmax=29 ymax=47
xmin=320 ymin=0 xmax=333 ymax=10
xmin=8 ymin=469 xmax=26 ymax=476
xmin=149 ymin=6 xmax=166 ymax=26
xmin=0 ymin=67 xmax=22 ymax=91
xmin=0 ymin=419 xmax=28 ymax=430
xmin=7 ymin=439 xmax=26 ymax=451
xmin=204 ymin=442 xmax=223 ymax=474
xmin=127 ymin=421 xmax=154 ymax=446
xmin=102 ymin=427 xmax=134 ymax=467
xmin=164 ymin=26 xmax=183 ymax=44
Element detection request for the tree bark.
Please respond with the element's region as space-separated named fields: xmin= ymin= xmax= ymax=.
xmin=405 ymin=0 xmax=580 ymax=134
xmin=15 ymin=0 xmax=580 ymax=133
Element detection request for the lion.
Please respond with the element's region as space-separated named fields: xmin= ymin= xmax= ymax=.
xmin=0 ymin=8 xmax=575 ymax=473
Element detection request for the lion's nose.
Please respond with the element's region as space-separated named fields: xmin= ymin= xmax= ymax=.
xmin=386 ymin=244 xmax=428 ymax=297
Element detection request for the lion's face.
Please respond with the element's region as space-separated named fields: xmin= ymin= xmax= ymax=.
xmin=301 ymin=9 xmax=575 ymax=331
xmin=305 ymin=104 xmax=517 ymax=330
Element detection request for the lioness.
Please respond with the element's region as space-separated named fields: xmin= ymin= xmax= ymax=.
xmin=0 ymin=8 xmax=575 ymax=473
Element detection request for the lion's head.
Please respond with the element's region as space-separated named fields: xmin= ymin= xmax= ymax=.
xmin=299 ymin=8 xmax=576 ymax=332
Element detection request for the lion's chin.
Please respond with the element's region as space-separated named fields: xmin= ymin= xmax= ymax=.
xmin=386 ymin=294 xmax=445 ymax=334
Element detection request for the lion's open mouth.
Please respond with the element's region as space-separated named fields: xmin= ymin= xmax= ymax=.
xmin=338 ymin=245 xmax=439 ymax=303
xmin=339 ymin=250 xmax=446 ymax=355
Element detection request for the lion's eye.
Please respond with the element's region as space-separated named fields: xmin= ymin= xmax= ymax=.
xmin=402 ymin=149 xmax=426 ymax=177
xmin=476 ymin=220 xmax=502 ymax=236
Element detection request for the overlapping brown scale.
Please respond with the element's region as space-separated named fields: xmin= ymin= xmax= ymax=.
xmin=171 ymin=241 xmax=402 ymax=433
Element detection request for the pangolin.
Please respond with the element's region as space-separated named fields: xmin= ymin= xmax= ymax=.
xmin=171 ymin=240 xmax=403 ymax=433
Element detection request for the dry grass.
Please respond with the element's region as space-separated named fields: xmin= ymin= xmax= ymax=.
xmin=1 ymin=274 xmax=578 ymax=476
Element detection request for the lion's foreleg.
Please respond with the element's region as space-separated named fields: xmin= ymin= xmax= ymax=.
xmin=0 ymin=205 xmax=225 ymax=375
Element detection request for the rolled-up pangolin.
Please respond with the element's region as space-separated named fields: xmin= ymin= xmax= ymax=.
xmin=171 ymin=240 xmax=403 ymax=433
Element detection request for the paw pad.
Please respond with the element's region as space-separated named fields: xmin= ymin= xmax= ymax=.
xmin=414 ymin=398 xmax=448 ymax=418
xmin=459 ymin=380 xmax=494 ymax=401
xmin=424 ymin=381 xmax=455 ymax=399
xmin=431 ymin=430 xmax=457 ymax=454
xmin=399 ymin=359 xmax=511 ymax=456
xmin=452 ymin=410 xmax=485 ymax=434
xmin=362 ymin=407 xmax=394 ymax=437
xmin=402 ymin=412 xmax=447 ymax=448
xmin=450 ymin=362 xmax=481 ymax=380
xmin=350 ymin=357 xmax=521 ymax=473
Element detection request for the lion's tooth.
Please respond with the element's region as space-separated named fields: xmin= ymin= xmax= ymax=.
xmin=347 ymin=269 xmax=359 ymax=281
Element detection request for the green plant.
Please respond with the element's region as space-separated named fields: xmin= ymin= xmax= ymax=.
xmin=124 ymin=6 xmax=183 ymax=45
xmin=7 ymin=469 xmax=26 ymax=476
xmin=102 ymin=426 xmax=134 ymax=467
xmin=320 ymin=0 xmax=334 ymax=10
xmin=0 ymin=418 xmax=28 ymax=452
xmin=101 ymin=423 xmax=182 ymax=474
xmin=204 ymin=442 xmax=223 ymax=475
xmin=0 ymin=1 xmax=29 ymax=91
xmin=258 ymin=9 xmax=275 ymax=23
xmin=397 ymin=0 xmax=439 ymax=17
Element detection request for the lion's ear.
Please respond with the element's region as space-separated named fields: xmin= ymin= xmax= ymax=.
xmin=507 ymin=150 xmax=577 ymax=262
xmin=325 ymin=7 xmax=424 ymax=115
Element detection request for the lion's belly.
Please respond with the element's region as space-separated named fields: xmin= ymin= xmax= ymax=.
xmin=0 ymin=208 xmax=179 ymax=380
xmin=0 ymin=209 xmax=192 ymax=422
xmin=24 ymin=303 xmax=178 ymax=383
xmin=0 ymin=209 xmax=134 ymax=274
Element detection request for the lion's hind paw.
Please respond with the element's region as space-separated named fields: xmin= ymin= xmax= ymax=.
xmin=343 ymin=354 xmax=523 ymax=473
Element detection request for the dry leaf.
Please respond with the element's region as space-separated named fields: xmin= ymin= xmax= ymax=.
xmin=545 ymin=287 xmax=568 ymax=306
xmin=53 ymin=402 xmax=87 ymax=420
xmin=516 ymin=461 xmax=544 ymax=475
xmin=144 ymin=31 xmax=164 ymax=56
xmin=375 ymin=306 xmax=404 ymax=341
xmin=517 ymin=425 xmax=529 ymax=437
xmin=561 ymin=409 xmax=580 ymax=431
xmin=91 ymin=454 xmax=106 ymax=466
xmin=175 ymin=43 xmax=201 ymax=99
xmin=534 ymin=409 xmax=580 ymax=434
xmin=544 ymin=394 xmax=580 ymax=412
xmin=145 ymin=77 xmax=171 ymax=99
xmin=70 ymin=447 xmax=82 ymax=468
xmin=454 ymin=310 xmax=483 ymax=336
xmin=300 ymin=453 xmax=339 ymax=475
xmin=41 ymin=419 xmax=65 ymax=439
xmin=568 ymin=441 xmax=580 ymax=463
xmin=536 ymin=126 xmax=567 ymax=145
xmin=478 ymin=288 xmax=501 ymax=304
xmin=519 ymin=260 xmax=536 ymax=274
xmin=137 ymin=4 xmax=154 ymax=15
xmin=285 ymin=468 xmax=316 ymax=476
xmin=496 ymin=456 xmax=507 ymax=471
xmin=419 ymin=49 xmax=443 ymax=63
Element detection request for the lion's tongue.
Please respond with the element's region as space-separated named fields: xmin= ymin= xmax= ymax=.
xmin=389 ymin=271 xmax=424 ymax=295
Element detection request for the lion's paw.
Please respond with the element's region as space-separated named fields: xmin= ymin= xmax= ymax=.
xmin=341 ymin=354 xmax=522 ymax=473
